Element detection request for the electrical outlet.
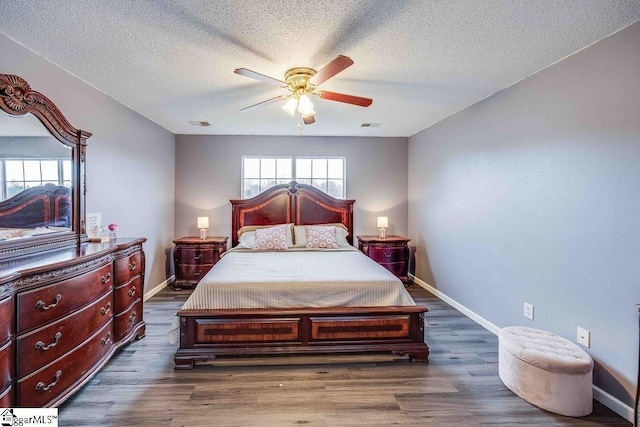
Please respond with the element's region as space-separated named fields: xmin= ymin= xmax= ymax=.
xmin=523 ymin=302 xmax=534 ymax=320
xmin=577 ymin=327 xmax=590 ymax=347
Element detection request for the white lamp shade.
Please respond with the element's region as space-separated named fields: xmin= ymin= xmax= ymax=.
xmin=377 ymin=216 xmax=388 ymax=228
xmin=281 ymin=97 xmax=298 ymax=116
xmin=197 ymin=216 xmax=209 ymax=229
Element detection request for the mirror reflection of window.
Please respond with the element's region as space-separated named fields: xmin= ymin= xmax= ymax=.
xmin=3 ymin=158 xmax=71 ymax=199
xmin=0 ymin=112 xmax=73 ymax=234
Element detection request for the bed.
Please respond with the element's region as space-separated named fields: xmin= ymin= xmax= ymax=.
xmin=173 ymin=181 xmax=429 ymax=369
xmin=0 ymin=184 xmax=71 ymax=240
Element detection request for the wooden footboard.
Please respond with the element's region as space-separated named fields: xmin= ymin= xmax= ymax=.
xmin=174 ymin=306 xmax=429 ymax=369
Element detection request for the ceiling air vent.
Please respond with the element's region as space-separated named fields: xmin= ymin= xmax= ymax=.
xmin=188 ymin=121 xmax=211 ymax=127
xmin=360 ymin=123 xmax=381 ymax=128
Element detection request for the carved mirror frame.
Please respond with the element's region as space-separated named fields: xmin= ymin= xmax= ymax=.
xmin=0 ymin=73 xmax=90 ymax=260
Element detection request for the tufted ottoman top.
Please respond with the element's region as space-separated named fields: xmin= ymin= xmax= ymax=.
xmin=499 ymin=326 xmax=593 ymax=374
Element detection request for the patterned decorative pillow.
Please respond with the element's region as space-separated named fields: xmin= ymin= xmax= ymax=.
xmin=253 ymin=224 xmax=288 ymax=250
xmin=305 ymin=225 xmax=339 ymax=249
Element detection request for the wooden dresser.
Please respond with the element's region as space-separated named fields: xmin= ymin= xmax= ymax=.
xmin=173 ymin=236 xmax=227 ymax=290
xmin=357 ymin=235 xmax=411 ymax=284
xmin=0 ymin=238 xmax=146 ymax=408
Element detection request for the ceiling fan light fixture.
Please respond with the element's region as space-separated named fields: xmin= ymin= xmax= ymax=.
xmin=297 ymin=94 xmax=315 ymax=117
xmin=281 ymin=97 xmax=298 ymax=116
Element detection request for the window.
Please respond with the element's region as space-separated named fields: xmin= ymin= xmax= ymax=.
xmin=1 ymin=159 xmax=71 ymax=199
xmin=242 ymin=156 xmax=345 ymax=199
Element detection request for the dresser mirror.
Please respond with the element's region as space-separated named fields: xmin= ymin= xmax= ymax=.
xmin=0 ymin=73 xmax=90 ymax=260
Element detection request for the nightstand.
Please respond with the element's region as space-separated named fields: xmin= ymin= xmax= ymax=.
xmin=173 ymin=236 xmax=228 ymax=290
xmin=357 ymin=235 xmax=411 ymax=284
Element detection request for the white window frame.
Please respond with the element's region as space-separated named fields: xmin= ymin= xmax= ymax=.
xmin=1 ymin=158 xmax=71 ymax=200
xmin=241 ymin=155 xmax=346 ymax=199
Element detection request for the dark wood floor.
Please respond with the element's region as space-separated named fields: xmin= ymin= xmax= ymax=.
xmin=59 ymin=285 xmax=630 ymax=426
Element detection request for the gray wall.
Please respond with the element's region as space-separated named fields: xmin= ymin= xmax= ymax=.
xmin=0 ymin=33 xmax=176 ymax=295
xmin=408 ymin=21 xmax=640 ymax=406
xmin=175 ymin=135 xmax=408 ymax=241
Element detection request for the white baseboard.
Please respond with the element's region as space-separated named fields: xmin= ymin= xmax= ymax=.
xmin=593 ymin=385 xmax=634 ymax=422
xmin=411 ymin=274 xmax=500 ymax=335
xmin=410 ymin=274 xmax=635 ymax=423
xmin=143 ymin=275 xmax=173 ymax=302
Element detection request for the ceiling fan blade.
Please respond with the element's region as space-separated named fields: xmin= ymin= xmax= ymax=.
xmin=303 ymin=114 xmax=316 ymax=125
xmin=317 ymin=91 xmax=373 ymax=107
xmin=234 ymin=68 xmax=286 ymax=86
xmin=240 ymin=95 xmax=285 ymax=112
xmin=309 ymin=55 xmax=354 ymax=86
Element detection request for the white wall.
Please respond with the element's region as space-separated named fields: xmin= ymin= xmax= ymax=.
xmin=175 ymin=135 xmax=408 ymax=242
xmin=0 ymin=34 xmax=176 ymax=294
xmin=408 ymin=21 xmax=640 ymax=408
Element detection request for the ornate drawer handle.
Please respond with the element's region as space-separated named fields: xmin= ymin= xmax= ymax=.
xmin=101 ymin=301 xmax=111 ymax=315
xmin=101 ymin=272 xmax=111 ymax=284
xmin=193 ymin=270 xmax=201 ymax=276
xmin=35 ymin=370 xmax=62 ymax=392
xmin=35 ymin=331 xmax=62 ymax=351
xmin=383 ymin=251 xmax=392 ymax=258
xmin=128 ymin=261 xmax=137 ymax=271
xmin=101 ymin=331 xmax=112 ymax=346
xmin=194 ymin=254 xmax=201 ymax=260
xmin=129 ymin=311 xmax=137 ymax=323
xmin=35 ymin=294 xmax=62 ymax=310
xmin=128 ymin=286 xmax=137 ymax=297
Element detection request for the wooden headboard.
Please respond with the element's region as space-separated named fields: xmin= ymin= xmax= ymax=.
xmin=0 ymin=184 xmax=71 ymax=229
xmin=230 ymin=181 xmax=355 ymax=247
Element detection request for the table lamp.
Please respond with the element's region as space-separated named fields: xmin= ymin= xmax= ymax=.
xmin=377 ymin=216 xmax=388 ymax=239
xmin=197 ymin=216 xmax=209 ymax=240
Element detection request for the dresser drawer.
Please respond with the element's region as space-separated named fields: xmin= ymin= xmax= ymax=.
xmin=0 ymin=340 xmax=13 ymax=392
xmin=115 ymin=250 xmax=143 ymax=285
xmin=114 ymin=299 xmax=142 ymax=342
xmin=17 ymin=263 xmax=113 ymax=333
xmin=16 ymin=320 xmax=113 ymax=408
xmin=176 ymin=264 xmax=213 ymax=283
xmin=114 ymin=275 xmax=141 ymax=313
xmin=176 ymin=247 xmax=217 ymax=264
xmin=0 ymin=296 xmax=13 ymax=342
xmin=16 ymin=291 xmax=113 ymax=378
xmin=0 ymin=384 xmax=12 ymax=407
xmin=367 ymin=246 xmax=407 ymax=263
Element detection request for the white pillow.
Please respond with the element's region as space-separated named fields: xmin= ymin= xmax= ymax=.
xmin=236 ymin=231 xmax=256 ymax=248
xmin=253 ymin=224 xmax=288 ymax=250
xmin=293 ymin=225 xmax=350 ymax=247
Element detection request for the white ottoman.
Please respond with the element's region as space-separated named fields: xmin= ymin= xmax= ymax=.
xmin=498 ymin=326 xmax=593 ymax=417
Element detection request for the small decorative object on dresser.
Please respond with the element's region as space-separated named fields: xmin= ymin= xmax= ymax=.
xmin=357 ymin=235 xmax=411 ymax=284
xmin=173 ymin=236 xmax=228 ymax=290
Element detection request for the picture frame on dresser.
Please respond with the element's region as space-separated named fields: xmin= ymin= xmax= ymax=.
xmin=0 ymin=73 xmax=147 ymax=408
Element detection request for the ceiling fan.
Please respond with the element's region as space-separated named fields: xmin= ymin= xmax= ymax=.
xmin=234 ymin=55 xmax=372 ymax=126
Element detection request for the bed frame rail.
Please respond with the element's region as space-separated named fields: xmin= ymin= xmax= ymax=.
xmin=175 ymin=306 xmax=429 ymax=369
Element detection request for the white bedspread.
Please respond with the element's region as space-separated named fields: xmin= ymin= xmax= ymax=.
xmin=167 ymin=247 xmax=415 ymax=343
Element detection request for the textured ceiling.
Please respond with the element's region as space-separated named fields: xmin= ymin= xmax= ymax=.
xmin=1 ymin=1 xmax=639 ymax=137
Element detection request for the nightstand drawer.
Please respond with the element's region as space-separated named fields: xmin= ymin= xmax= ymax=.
xmin=367 ymin=246 xmax=407 ymax=263
xmin=378 ymin=262 xmax=408 ymax=278
xmin=176 ymin=248 xmax=216 ymax=264
xmin=176 ymin=264 xmax=214 ymax=282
